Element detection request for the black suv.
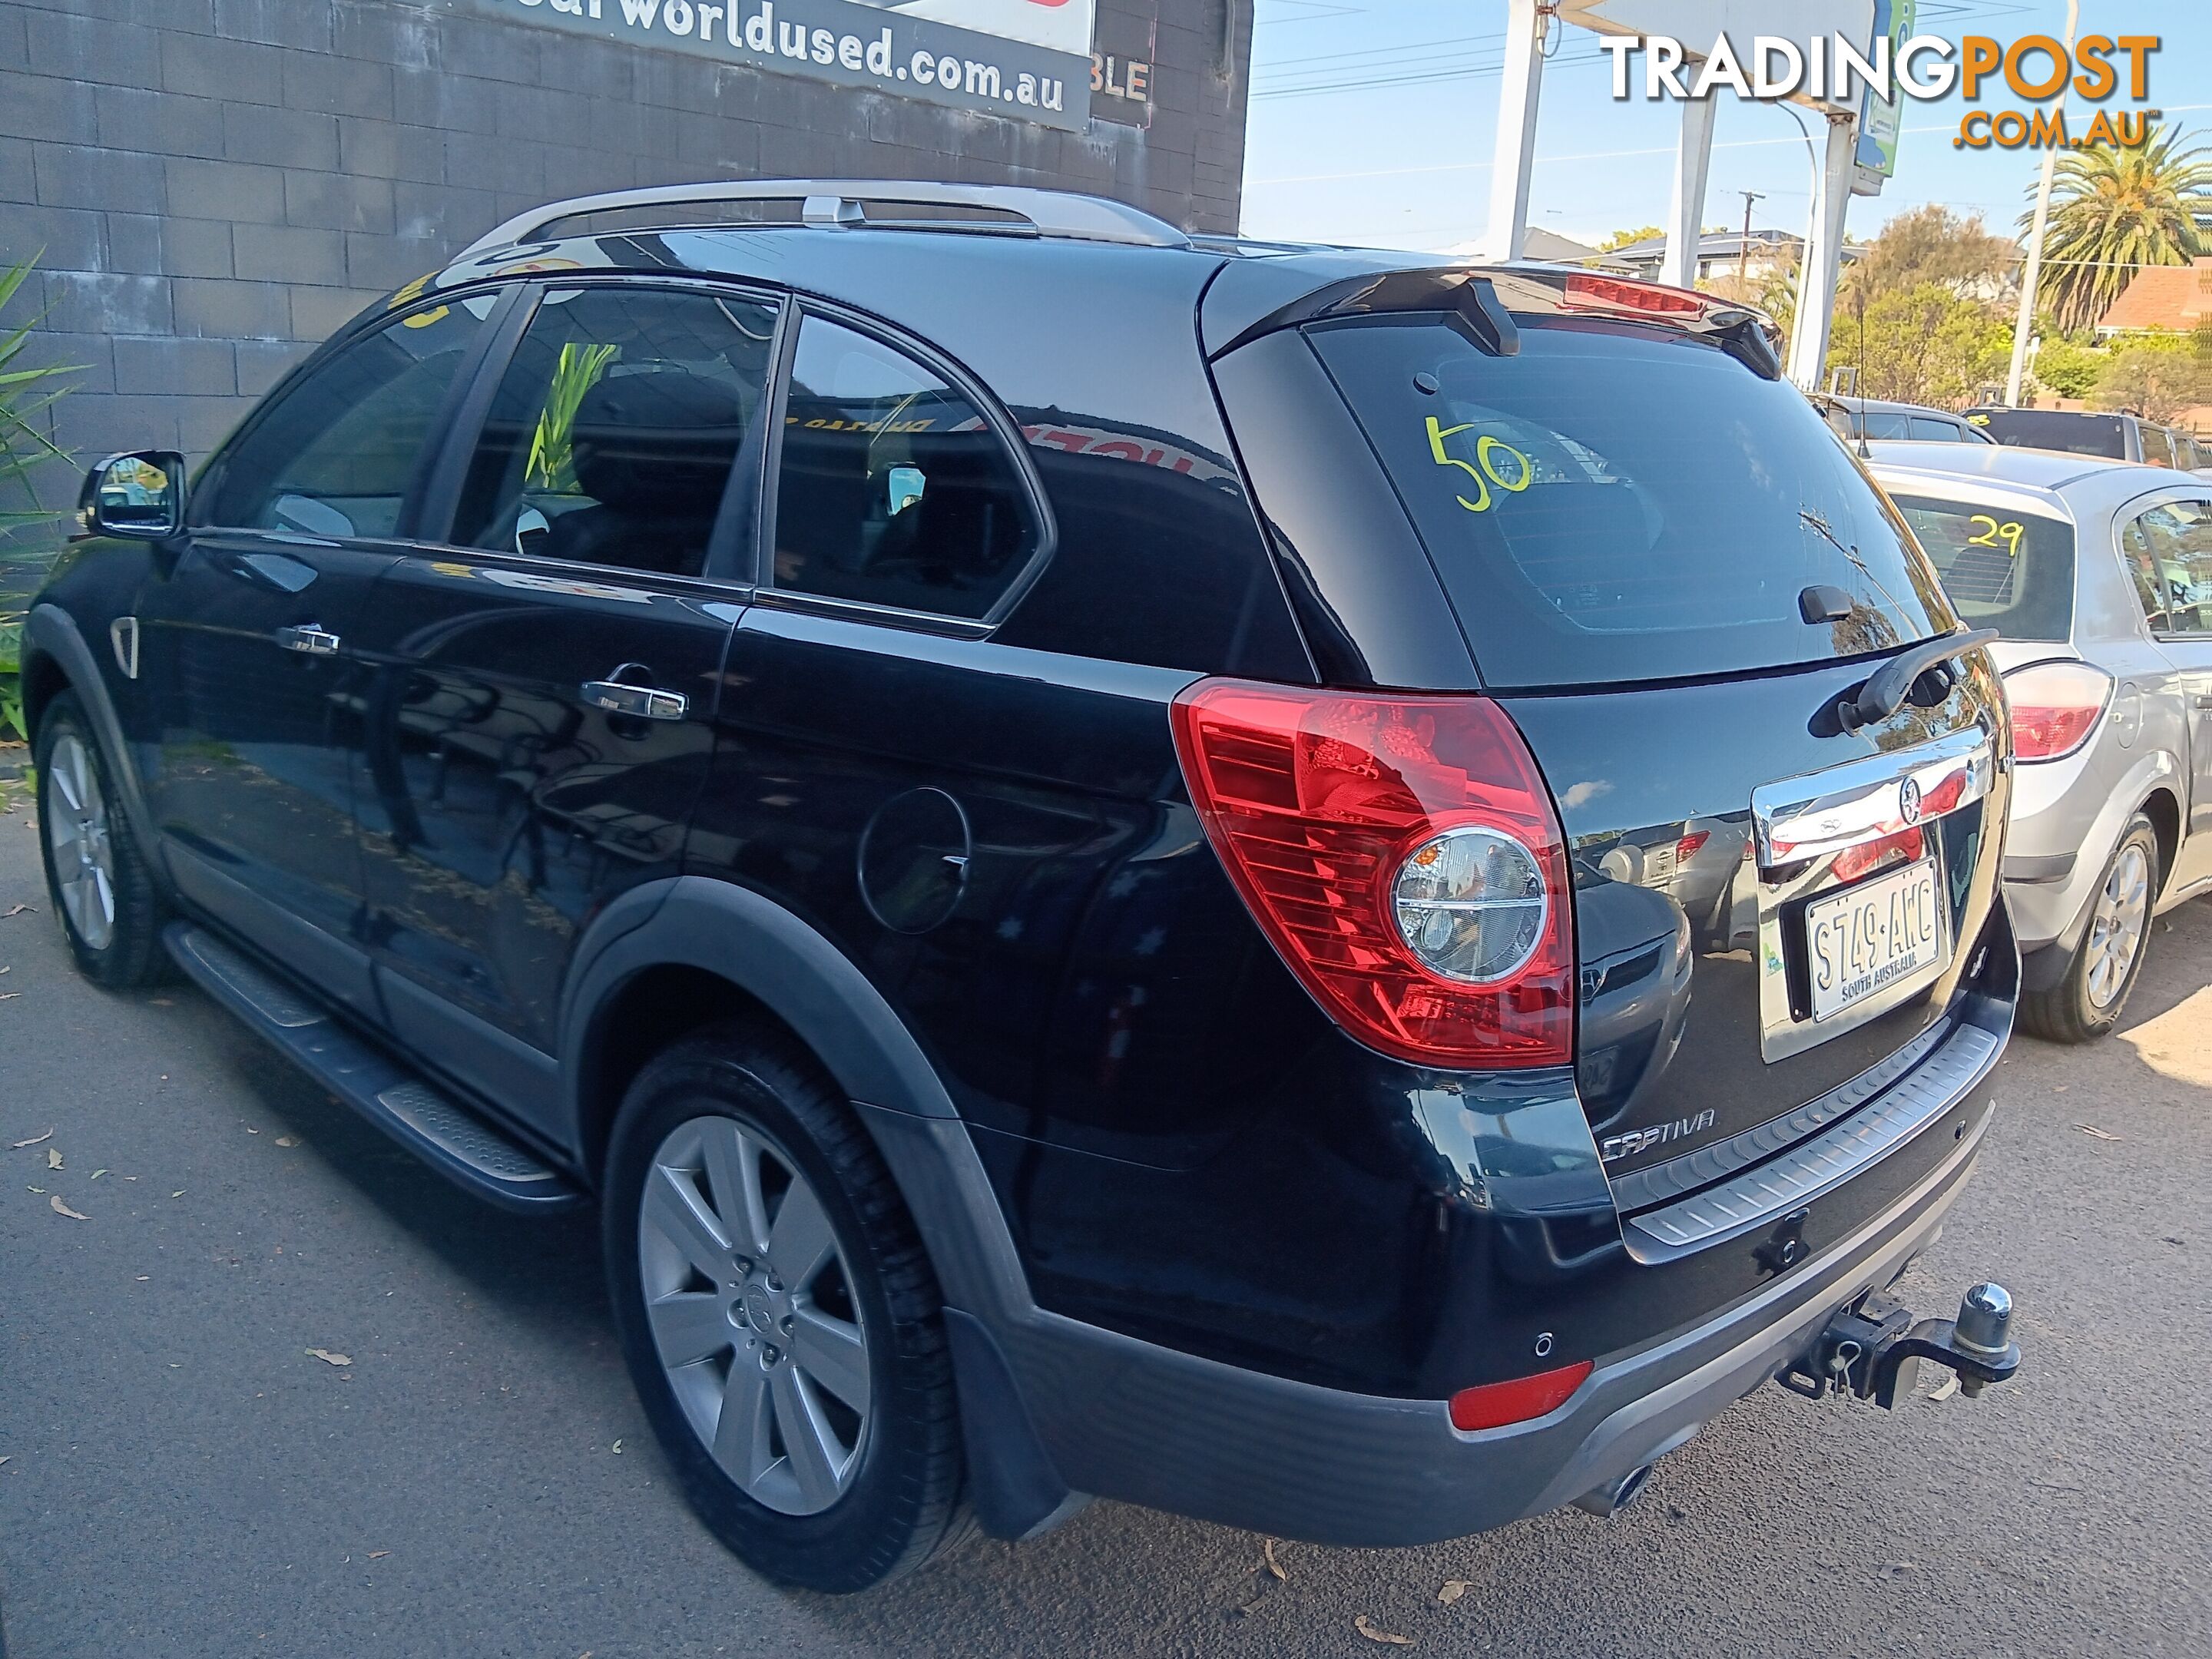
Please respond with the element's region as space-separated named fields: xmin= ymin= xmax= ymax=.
xmin=26 ymin=181 xmax=2021 ymax=1593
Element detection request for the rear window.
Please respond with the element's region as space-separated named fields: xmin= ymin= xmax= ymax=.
xmin=1307 ymin=317 xmax=1951 ymax=688
xmin=1969 ymin=409 xmax=2128 ymax=459
xmin=1889 ymin=493 xmax=2075 ymax=642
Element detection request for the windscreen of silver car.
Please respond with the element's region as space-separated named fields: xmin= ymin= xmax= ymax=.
xmin=1306 ymin=316 xmax=1953 ymax=688
xmin=1892 ymin=494 xmax=2075 ymax=642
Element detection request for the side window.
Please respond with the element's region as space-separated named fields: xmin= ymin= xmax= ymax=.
xmin=203 ymin=300 xmax=485 ymax=537
xmin=449 ymin=285 xmax=779 ymax=578
xmin=2142 ymin=425 xmax=2177 ymax=469
xmin=2124 ymin=501 xmax=2212 ymax=634
xmin=770 ymin=316 xmax=1037 ymax=620
xmin=1908 ymin=416 xmax=1961 ymax=441
xmin=1860 ymin=411 xmax=1911 ymax=439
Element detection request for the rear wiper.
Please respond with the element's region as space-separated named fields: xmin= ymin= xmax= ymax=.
xmin=1841 ymin=628 xmax=1999 ymax=730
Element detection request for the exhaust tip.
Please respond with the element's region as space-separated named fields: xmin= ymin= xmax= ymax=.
xmin=1571 ymin=1461 xmax=1655 ymax=1518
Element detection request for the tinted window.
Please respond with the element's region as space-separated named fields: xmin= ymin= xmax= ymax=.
xmin=2141 ymin=425 xmax=2177 ymax=469
xmin=204 ymin=300 xmax=485 ymax=536
xmin=1860 ymin=410 xmax=1911 ymax=439
xmin=1892 ymin=493 xmax=2075 ymax=642
xmin=451 ymin=285 xmax=778 ymax=577
xmin=1308 ymin=317 xmax=1951 ymax=688
xmin=772 ymin=316 xmax=1035 ymax=619
xmin=2123 ymin=500 xmax=2212 ymax=635
xmin=1908 ymin=416 xmax=1965 ymax=441
xmin=1970 ymin=409 xmax=2129 ymax=459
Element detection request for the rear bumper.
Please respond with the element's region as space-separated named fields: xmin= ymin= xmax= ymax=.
xmin=992 ymin=1089 xmax=1991 ymax=1545
xmin=867 ymin=1015 xmax=2002 ymax=1548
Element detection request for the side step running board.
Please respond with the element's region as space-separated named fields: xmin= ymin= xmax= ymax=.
xmin=164 ymin=923 xmax=584 ymax=1213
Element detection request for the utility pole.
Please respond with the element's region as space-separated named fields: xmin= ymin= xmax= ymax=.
xmin=2008 ymin=0 xmax=2080 ymax=406
xmin=1737 ymin=190 xmax=1765 ymax=300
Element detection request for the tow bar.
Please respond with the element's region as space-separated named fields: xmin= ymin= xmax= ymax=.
xmin=1780 ymin=1282 xmax=2020 ymax=1407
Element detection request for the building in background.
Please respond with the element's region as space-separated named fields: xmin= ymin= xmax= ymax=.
xmin=0 ymin=0 xmax=1251 ymax=563
xmin=2096 ymin=258 xmax=2212 ymax=338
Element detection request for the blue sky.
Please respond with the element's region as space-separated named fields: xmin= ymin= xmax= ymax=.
xmin=1240 ymin=0 xmax=2210 ymax=253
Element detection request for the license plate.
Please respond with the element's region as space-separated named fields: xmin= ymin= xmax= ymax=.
xmin=1803 ymin=858 xmax=1944 ymax=1022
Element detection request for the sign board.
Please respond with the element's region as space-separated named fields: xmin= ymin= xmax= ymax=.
xmin=1851 ymin=0 xmax=1912 ymax=194
xmin=468 ymin=0 xmax=1095 ymax=130
xmin=1558 ymin=0 xmax=1876 ymax=114
xmin=1088 ymin=0 xmax=1155 ymax=128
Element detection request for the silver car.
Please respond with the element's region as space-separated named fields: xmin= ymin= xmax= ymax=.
xmin=1869 ymin=441 xmax=2212 ymax=1040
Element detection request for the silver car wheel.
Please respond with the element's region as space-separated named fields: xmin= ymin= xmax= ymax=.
xmin=637 ymin=1114 xmax=871 ymax=1516
xmin=44 ymin=733 xmax=117 ymax=952
xmin=2084 ymin=841 xmax=2151 ymax=1012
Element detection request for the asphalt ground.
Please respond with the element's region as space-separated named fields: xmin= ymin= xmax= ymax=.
xmin=3 ymin=790 xmax=2210 ymax=1658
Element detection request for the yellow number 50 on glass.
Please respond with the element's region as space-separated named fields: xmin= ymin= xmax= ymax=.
xmin=1426 ymin=417 xmax=1532 ymax=515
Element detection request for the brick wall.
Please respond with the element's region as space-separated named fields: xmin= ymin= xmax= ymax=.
xmin=0 ymin=0 xmax=1252 ymax=569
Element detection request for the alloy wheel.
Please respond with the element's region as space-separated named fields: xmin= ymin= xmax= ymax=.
xmin=2084 ymin=841 xmax=2151 ymax=1012
xmin=637 ymin=1114 xmax=872 ymax=1516
xmin=44 ymin=733 xmax=117 ymax=952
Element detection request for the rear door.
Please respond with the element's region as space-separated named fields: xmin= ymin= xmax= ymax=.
xmin=344 ymin=281 xmax=776 ymax=1134
xmin=2121 ymin=497 xmax=2212 ymax=887
xmin=1293 ymin=304 xmax=2006 ymax=1177
xmin=138 ymin=294 xmax=497 ymax=1012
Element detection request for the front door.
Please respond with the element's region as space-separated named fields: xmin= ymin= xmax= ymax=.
xmin=347 ymin=282 xmax=778 ymax=1136
xmin=137 ymin=296 xmax=495 ymax=1012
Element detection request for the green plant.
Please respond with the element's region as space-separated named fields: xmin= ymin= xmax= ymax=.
xmin=2091 ymin=329 xmax=2212 ymax=422
xmin=2030 ymin=336 xmax=2108 ymax=400
xmin=0 ymin=251 xmax=79 ymax=743
xmin=2029 ymin=123 xmax=2212 ymax=334
xmin=525 ymin=341 xmax=619 ymax=494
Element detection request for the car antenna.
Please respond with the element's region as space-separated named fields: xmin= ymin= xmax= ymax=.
xmin=1854 ymin=286 xmax=1871 ymax=460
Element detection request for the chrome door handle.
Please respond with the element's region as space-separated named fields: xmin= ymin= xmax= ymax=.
xmin=581 ymin=680 xmax=687 ymax=721
xmin=276 ymin=624 xmax=340 ymax=656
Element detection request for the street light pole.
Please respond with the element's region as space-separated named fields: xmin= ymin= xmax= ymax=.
xmin=2006 ymin=0 xmax=2079 ymax=406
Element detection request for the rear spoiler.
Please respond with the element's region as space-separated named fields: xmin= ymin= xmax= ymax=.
xmin=1207 ymin=265 xmax=1783 ymax=380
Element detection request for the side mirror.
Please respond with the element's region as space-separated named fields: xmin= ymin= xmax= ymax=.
xmin=81 ymin=450 xmax=186 ymax=540
xmin=886 ymin=465 xmax=926 ymax=518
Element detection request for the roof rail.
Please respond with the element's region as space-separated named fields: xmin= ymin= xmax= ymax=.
xmin=458 ymin=180 xmax=1192 ymax=258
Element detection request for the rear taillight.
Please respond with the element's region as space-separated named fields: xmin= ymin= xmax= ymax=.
xmin=2004 ymin=660 xmax=2111 ymax=762
xmin=1449 ymin=1359 xmax=1594 ymax=1431
xmin=1674 ymin=830 xmax=1710 ymax=863
xmin=1170 ymin=680 xmax=1573 ymax=1069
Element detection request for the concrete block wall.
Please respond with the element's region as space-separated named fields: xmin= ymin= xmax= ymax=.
xmin=0 ymin=0 xmax=1253 ymax=568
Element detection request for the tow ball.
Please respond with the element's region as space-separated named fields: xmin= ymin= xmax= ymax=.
xmin=1779 ymin=1283 xmax=2020 ymax=1408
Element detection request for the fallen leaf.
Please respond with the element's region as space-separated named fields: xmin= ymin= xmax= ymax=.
xmin=1 ymin=903 xmax=31 ymax=918
xmin=1928 ymin=1374 xmax=1960 ymax=1402
xmin=2074 ymin=1124 xmax=2122 ymax=1142
xmin=0 ymin=1455 xmax=11 ymax=1465
xmin=46 ymin=1147 xmax=61 ymax=1170
xmin=275 ymin=1136 xmax=297 ymax=1148
xmin=1263 ymin=1538 xmax=1286 ymax=1581
xmin=91 ymin=1169 xmax=108 ymax=1179
xmin=26 ymin=1186 xmax=42 ymax=1194
xmin=367 ymin=1551 xmax=389 ymax=1560
xmin=171 ymin=1190 xmax=185 ymax=1198
xmin=1438 ymin=1580 xmax=1472 ymax=1605
xmin=306 ymin=1348 xmax=353 ymax=1367
xmin=1355 ymin=1615 xmax=1415 ymax=1645
xmin=10 ymin=1128 xmax=53 ymax=1148
xmin=611 ymin=1439 xmax=624 ymax=1454
xmin=49 ymin=1194 xmax=88 ymax=1220
xmin=245 ymin=1127 xmax=260 ymax=1135
xmin=0 ymin=992 xmax=19 ymax=1001
xmin=135 ymin=1276 xmax=149 ymax=1282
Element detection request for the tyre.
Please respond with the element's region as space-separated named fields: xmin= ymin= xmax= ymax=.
xmin=2020 ymin=813 xmax=2158 ymax=1044
xmin=603 ymin=1022 xmax=969 ymax=1592
xmin=33 ymin=692 xmax=171 ymax=988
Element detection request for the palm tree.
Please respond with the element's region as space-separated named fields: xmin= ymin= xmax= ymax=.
xmin=2028 ymin=124 xmax=2212 ymax=333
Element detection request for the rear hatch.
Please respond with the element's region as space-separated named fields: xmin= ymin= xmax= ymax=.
xmin=1254 ymin=270 xmax=2008 ymax=1181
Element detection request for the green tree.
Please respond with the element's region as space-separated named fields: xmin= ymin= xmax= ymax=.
xmin=2031 ymin=336 xmax=2107 ymax=400
xmin=1843 ymin=204 xmax=2015 ymax=304
xmin=2091 ymin=330 xmax=2211 ymax=422
xmin=1593 ymin=224 xmax=1662 ymax=253
xmin=2029 ymin=123 xmax=2212 ymax=333
xmin=1826 ymin=283 xmax=2014 ymax=408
